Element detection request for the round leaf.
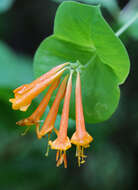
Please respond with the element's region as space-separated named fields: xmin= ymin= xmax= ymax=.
xmin=34 ymin=1 xmax=130 ymax=123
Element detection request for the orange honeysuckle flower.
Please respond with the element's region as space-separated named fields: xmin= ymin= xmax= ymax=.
xmin=9 ymin=67 xmax=66 ymax=111
xmin=13 ymin=62 xmax=69 ymax=97
xmin=37 ymin=75 xmax=68 ymax=139
xmin=16 ymin=79 xmax=60 ymax=135
xmin=49 ymin=71 xmax=73 ymax=168
xmin=71 ymin=71 xmax=93 ymax=166
xmin=10 ymin=61 xmax=95 ymax=167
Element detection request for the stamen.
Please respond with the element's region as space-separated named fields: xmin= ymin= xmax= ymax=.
xmin=75 ymin=146 xmax=87 ymax=166
xmin=45 ymin=133 xmax=51 ymax=157
xmin=56 ymin=150 xmax=59 ymax=161
xmin=76 ymin=147 xmax=78 ymax=157
xmin=36 ymin=123 xmax=40 ymax=139
xmin=60 ymin=150 xmax=62 ymax=158
xmin=77 ymin=145 xmax=81 ymax=167
xmin=56 ymin=150 xmax=67 ymax=168
xmin=21 ymin=127 xmax=30 ymax=136
xmin=56 ymin=152 xmax=64 ymax=167
xmin=81 ymin=160 xmax=86 ymax=164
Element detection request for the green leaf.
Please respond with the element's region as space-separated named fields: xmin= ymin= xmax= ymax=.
xmin=0 ymin=42 xmax=33 ymax=101
xmin=81 ymin=56 xmax=120 ymax=123
xmin=0 ymin=0 xmax=15 ymax=13
xmin=52 ymin=0 xmax=120 ymax=18
xmin=0 ymin=42 xmax=33 ymax=89
xmin=34 ymin=1 xmax=130 ymax=123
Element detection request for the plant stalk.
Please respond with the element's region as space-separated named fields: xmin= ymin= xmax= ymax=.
xmin=116 ymin=13 xmax=138 ymax=37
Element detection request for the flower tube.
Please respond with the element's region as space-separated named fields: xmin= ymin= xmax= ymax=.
xmin=49 ymin=71 xmax=73 ymax=168
xmin=14 ymin=62 xmax=69 ymax=96
xmin=71 ymin=71 xmax=93 ymax=166
xmin=38 ymin=75 xmax=68 ymax=139
xmin=10 ymin=68 xmax=66 ymax=111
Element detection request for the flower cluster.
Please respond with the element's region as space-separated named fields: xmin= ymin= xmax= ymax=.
xmin=9 ymin=62 xmax=93 ymax=168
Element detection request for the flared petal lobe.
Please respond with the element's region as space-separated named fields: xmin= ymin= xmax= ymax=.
xmin=16 ymin=79 xmax=60 ymax=127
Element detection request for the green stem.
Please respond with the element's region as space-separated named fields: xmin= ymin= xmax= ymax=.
xmin=116 ymin=13 xmax=138 ymax=37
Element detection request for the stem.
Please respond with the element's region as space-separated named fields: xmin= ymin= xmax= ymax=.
xmin=116 ymin=13 xmax=138 ymax=37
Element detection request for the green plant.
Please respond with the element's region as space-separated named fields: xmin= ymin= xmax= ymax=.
xmin=9 ymin=1 xmax=138 ymax=168
xmin=34 ymin=1 xmax=130 ymax=123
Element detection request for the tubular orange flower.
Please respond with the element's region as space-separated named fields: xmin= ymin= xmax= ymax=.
xmin=37 ymin=75 xmax=68 ymax=139
xmin=9 ymin=65 xmax=67 ymax=111
xmin=71 ymin=71 xmax=93 ymax=166
xmin=10 ymin=61 xmax=95 ymax=167
xmin=16 ymin=79 xmax=60 ymax=135
xmin=13 ymin=62 xmax=69 ymax=97
xmin=49 ymin=71 xmax=73 ymax=168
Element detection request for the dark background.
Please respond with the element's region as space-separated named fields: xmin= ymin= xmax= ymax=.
xmin=0 ymin=0 xmax=138 ymax=190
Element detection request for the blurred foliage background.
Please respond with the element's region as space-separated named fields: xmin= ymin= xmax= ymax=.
xmin=0 ymin=0 xmax=138 ymax=190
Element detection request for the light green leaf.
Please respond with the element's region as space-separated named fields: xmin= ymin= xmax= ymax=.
xmin=0 ymin=0 xmax=15 ymax=13
xmin=0 ymin=42 xmax=33 ymax=89
xmin=0 ymin=42 xmax=33 ymax=101
xmin=52 ymin=0 xmax=120 ymax=18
